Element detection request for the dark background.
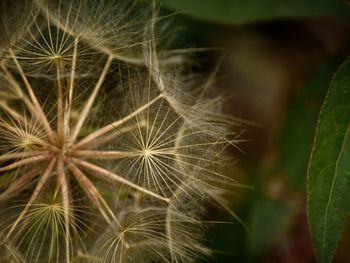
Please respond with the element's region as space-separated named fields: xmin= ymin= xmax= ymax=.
xmin=154 ymin=0 xmax=350 ymax=262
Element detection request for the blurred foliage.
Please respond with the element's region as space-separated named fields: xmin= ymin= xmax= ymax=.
xmin=245 ymin=196 xmax=292 ymax=260
xmin=156 ymin=0 xmax=350 ymax=25
xmin=278 ymin=59 xmax=341 ymax=193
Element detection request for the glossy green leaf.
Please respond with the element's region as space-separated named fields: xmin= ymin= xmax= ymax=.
xmin=155 ymin=0 xmax=350 ymax=24
xmin=308 ymin=59 xmax=350 ymax=263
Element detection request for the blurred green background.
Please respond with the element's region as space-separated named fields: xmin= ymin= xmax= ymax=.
xmin=152 ymin=0 xmax=350 ymax=262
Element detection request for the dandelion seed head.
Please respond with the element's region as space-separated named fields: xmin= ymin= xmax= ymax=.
xmin=0 ymin=0 xmax=243 ymax=262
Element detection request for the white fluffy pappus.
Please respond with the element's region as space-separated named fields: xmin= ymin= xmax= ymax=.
xmin=0 ymin=0 xmax=245 ymax=262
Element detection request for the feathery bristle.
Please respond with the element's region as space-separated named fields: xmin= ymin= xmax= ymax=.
xmin=0 ymin=0 xmax=243 ymax=262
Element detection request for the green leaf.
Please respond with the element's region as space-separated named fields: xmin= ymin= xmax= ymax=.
xmin=155 ymin=0 xmax=350 ymax=25
xmin=278 ymin=59 xmax=340 ymax=192
xmin=307 ymin=58 xmax=350 ymax=263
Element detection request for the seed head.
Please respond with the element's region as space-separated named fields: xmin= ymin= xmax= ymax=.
xmin=0 ymin=0 xmax=243 ymax=262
